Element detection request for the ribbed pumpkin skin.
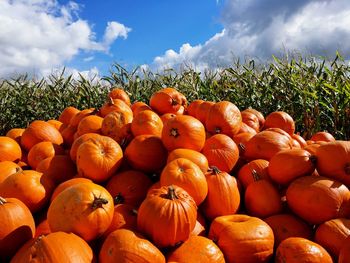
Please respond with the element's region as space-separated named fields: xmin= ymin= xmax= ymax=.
xmin=6 ymin=128 xmax=25 ymax=144
xmin=131 ymin=110 xmax=163 ymax=137
xmin=0 ymin=136 xmax=22 ymax=163
xmin=69 ymin=133 xmax=101 ymax=162
xmin=275 ymin=237 xmax=333 ymax=263
xmin=242 ymin=108 xmax=265 ymax=129
xmin=237 ymin=159 xmax=270 ymax=189
xmin=108 ymin=88 xmax=131 ymax=106
xmin=268 ymin=148 xmax=316 ymax=185
xmin=205 ymin=101 xmax=242 ymax=137
xmin=264 ymin=213 xmax=312 ymax=247
xmin=201 ymin=134 xmax=239 ymax=173
xmin=286 ymin=176 xmax=350 ymax=225
xmin=27 ymin=141 xmax=64 ymax=169
xmin=0 ymin=161 xmax=22 ymax=184
xmin=208 ymin=214 xmax=274 ymax=263
xmin=0 ymin=197 xmax=35 ymax=261
xmin=167 ymin=235 xmax=225 ymax=263
xmin=99 ymin=229 xmax=165 ymax=263
xmin=47 ymin=182 xmax=114 ymax=242
xmin=160 ymin=158 xmax=208 ymax=205
xmin=10 ymin=232 xmax=94 ymax=263
xmin=316 ymin=141 xmax=350 ymax=187
xmin=264 ymin=111 xmax=295 ymax=135
xmin=315 ymin=218 xmax=350 ymax=258
xmin=137 ymin=185 xmax=197 ymax=248
xmin=59 ymin=106 xmax=80 ymax=125
xmin=201 ymin=168 xmax=240 ymax=220
xmin=167 ymin=148 xmax=209 ymax=174
xmin=339 ymin=236 xmax=350 ymax=263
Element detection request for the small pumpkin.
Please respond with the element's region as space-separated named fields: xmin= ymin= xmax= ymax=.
xmin=237 ymin=159 xmax=270 ymax=189
xmin=241 ymin=108 xmax=265 ymax=129
xmin=58 ymin=106 xmax=80 ymax=125
xmin=131 ymin=109 xmax=163 ymax=137
xmin=76 ymin=115 xmax=103 ymax=137
xmin=108 ymin=87 xmax=131 ymax=106
xmin=50 ymin=177 xmax=93 ymax=202
xmin=27 ymin=141 xmax=64 ymax=169
xmin=6 ymin=128 xmax=25 ymax=144
xmin=0 ymin=161 xmax=22 ymax=184
xmin=263 ymin=111 xmax=295 ymax=135
xmin=0 ymin=136 xmax=22 ymax=162
xmin=339 ymin=236 xmax=350 ymax=263
xmin=150 ymin=87 xmax=187 ymax=115
xmin=167 ymin=148 xmax=209 ymax=173
xmin=187 ymin=99 xmax=204 ymax=118
xmin=99 ymin=98 xmax=132 ymax=118
xmin=69 ymin=133 xmax=101 ymax=162
xmin=101 ymin=110 xmax=133 ymax=145
xmin=310 ymin=131 xmax=336 ymax=142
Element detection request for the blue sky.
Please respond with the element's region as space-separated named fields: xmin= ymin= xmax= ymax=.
xmin=1 ymin=0 xmax=350 ymax=78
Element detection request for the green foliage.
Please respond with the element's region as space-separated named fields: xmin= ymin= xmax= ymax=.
xmin=1 ymin=54 xmax=349 ymax=139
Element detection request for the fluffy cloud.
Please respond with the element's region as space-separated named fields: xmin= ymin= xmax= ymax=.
xmin=0 ymin=0 xmax=130 ymax=77
xmin=151 ymin=0 xmax=350 ymax=71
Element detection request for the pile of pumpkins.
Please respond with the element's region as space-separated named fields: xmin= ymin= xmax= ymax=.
xmin=0 ymin=87 xmax=349 ymax=262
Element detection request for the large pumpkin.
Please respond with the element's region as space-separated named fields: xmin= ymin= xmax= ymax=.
xmin=161 ymin=115 xmax=206 ymax=152
xmin=0 ymin=136 xmax=22 ymax=162
xmin=69 ymin=133 xmax=101 ymax=162
xmin=137 ymin=185 xmax=197 ymax=248
xmin=77 ymin=135 xmax=123 ymax=182
xmin=208 ymin=214 xmax=274 ymax=263
xmin=263 ymin=111 xmax=295 ymax=135
xmin=99 ymin=229 xmax=165 ymax=263
xmin=10 ymin=232 xmax=94 ymax=263
xmin=0 ymin=197 xmax=35 ymax=261
xmin=47 ymin=182 xmax=114 ymax=241
xmin=131 ymin=109 xmax=163 ymax=137
xmin=205 ymin=101 xmax=242 ymax=137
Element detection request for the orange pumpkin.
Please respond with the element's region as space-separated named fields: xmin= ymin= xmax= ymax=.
xmin=47 ymin=182 xmax=114 ymax=241
xmin=6 ymin=128 xmax=25 ymax=144
xmin=201 ymin=134 xmax=239 ymax=173
xmin=275 ymin=237 xmax=333 ymax=263
xmin=161 ymin=115 xmax=206 ymax=152
xmin=339 ymin=236 xmax=350 ymax=263
xmin=69 ymin=133 xmax=101 ymax=162
xmin=264 ymin=111 xmax=295 ymax=135
xmin=101 ymin=110 xmax=133 ymax=145
xmin=50 ymin=177 xmax=93 ymax=202
xmin=27 ymin=141 xmax=64 ymax=169
xmin=237 ymin=159 xmax=270 ymax=189
xmin=242 ymin=108 xmax=265 ymax=128
xmin=108 ymin=87 xmax=131 ymax=106
xmin=208 ymin=214 xmax=274 ymax=263
xmin=60 ymin=124 xmax=77 ymax=147
xmin=187 ymin=99 xmax=204 ymax=118
xmin=131 ymin=101 xmax=152 ymax=115
xmin=241 ymin=110 xmax=260 ymax=132
xmin=0 ymin=161 xmax=22 ymax=184
xmin=201 ymin=167 xmax=240 ymax=220
xmin=100 ymin=98 xmax=132 ymax=118
xmin=205 ymin=101 xmax=242 ymax=137
xmin=0 ymin=136 xmax=22 ymax=162
xmin=167 ymin=148 xmax=209 ymax=173
xmin=76 ymin=115 xmax=103 ymax=137
xmin=125 ymin=135 xmax=167 ymax=173
xmin=196 ymin=101 xmax=215 ymax=124
xmin=167 ymin=235 xmax=225 ymax=263
xmin=58 ymin=106 xmax=80 ymax=125
xmin=310 ymin=131 xmax=336 ymax=142
xmin=131 ymin=109 xmax=163 ymax=137
xmin=77 ymin=136 xmax=123 ymax=182
xmin=150 ymin=87 xmax=187 ymax=115
xmin=160 ymin=158 xmax=208 ymax=205
xmin=0 ymin=197 xmax=35 ymax=261
xmin=99 ymin=229 xmax=165 ymax=263
xmin=137 ymin=185 xmax=197 ymax=248
xmin=47 ymin=119 xmax=63 ymax=131
xmin=291 ymin=133 xmax=307 ymax=148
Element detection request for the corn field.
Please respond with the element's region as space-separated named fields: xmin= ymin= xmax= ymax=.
xmin=1 ymin=53 xmax=350 ymax=139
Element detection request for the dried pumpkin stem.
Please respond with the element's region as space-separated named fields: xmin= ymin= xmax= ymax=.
xmin=92 ymin=196 xmax=109 ymax=209
xmin=251 ymin=169 xmax=261 ymax=182
xmin=167 ymin=186 xmax=178 ymax=200
xmin=208 ymin=166 xmax=221 ymax=175
xmin=171 ymin=99 xmax=179 ymax=106
xmin=114 ymin=193 xmax=125 ymax=205
xmin=0 ymin=197 xmax=6 ymax=205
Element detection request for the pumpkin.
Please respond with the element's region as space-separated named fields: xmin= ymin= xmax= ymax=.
xmin=310 ymin=131 xmax=336 ymax=142
xmin=286 ymin=176 xmax=350 ymax=225
xmin=160 ymin=113 xmax=176 ymax=123
xmin=237 ymin=159 xmax=270 ymax=189
xmin=160 ymin=158 xmax=208 ymax=205
xmin=187 ymin=99 xmax=204 ymax=118
xmin=237 ymin=122 xmax=258 ymax=135
xmin=102 ymin=204 xmax=138 ymax=238
xmin=47 ymin=119 xmax=63 ymax=131
xmin=264 ymin=213 xmax=312 ymax=247
xmin=339 ymin=236 xmax=350 ymax=263
xmin=316 ymin=140 xmax=350 ymax=186
xmin=99 ymin=229 xmax=165 ymax=263
xmin=50 ymin=177 xmax=93 ymax=202
xmin=242 ymin=108 xmax=265 ymax=128
xmin=304 ymin=141 xmax=323 ymax=155
xmin=191 ymin=212 xmax=206 ymax=236
xmin=35 ymin=218 xmax=51 ymax=238
xmin=268 ymin=148 xmax=316 ymax=185
xmin=76 ymin=115 xmax=103 ymax=137
xmin=47 ymin=182 xmax=114 ymax=241
xmin=69 ymin=133 xmax=101 ymax=162
xmin=315 ymin=218 xmax=350 ymax=259
xmin=38 ymin=155 xmax=77 ymax=185
xmin=0 ymin=161 xmax=22 ymax=184
xmin=275 ymin=237 xmax=333 ymax=263
xmin=201 ymin=134 xmax=239 ymax=173
xmin=11 ymin=232 xmax=94 ymax=263
xmin=208 ymin=214 xmax=274 ymax=263
xmin=0 ymin=170 xmax=54 ymax=213
xmin=196 ymin=101 xmax=215 ymax=124
xmin=27 ymin=141 xmax=64 ymax=169
xmin=77 ymin=136 xmax=123 ymax=183
xmin=101 ymin=110 xmax=133 ymax=145
xmin=167 ymin=235 xmax=225 ymax=263
xmin=241 ymin=110 xmax=260 ymax=132
xmin=21 ymin=120 xmax=63 ymax=151
xmin=106 ymin=170 xmax=153 ymax=207
xmin=167 ymin=148 xmax=209 ymax=173
xmin=6 ymin=128 xmax=25 ymax=144
xmin=243 ymin=129 xmax=293 ymax=160
xmin=131 ymin=101 xmax=152 ymax=115
xmin=291 ymin=133 xmax=307 ymax=148
xmin=161 ymin=115 xmax=206 ymax=152
xmin=137 ymin=185 xmax=197 ymax=248
xmin=108 ymin=87 xmax=131 ymax=106
xmin=58 ymin=106 xmax=80 ymax=125
xmin=263 ymin=111 xmax=295 ymax=135
xmin=99 ymin=98 xmax=132 ymax=118
xmin=60 ymin=124 xmax=77 ymax=147
xmin=205 ymin=101 xmax=242 ymax=137
xmin=201 ymin=167 xmax=240 ymax=220
xmin=0 ymin=197 xmax=35 ymax=261
xmin=131 ymin=110 xmax=163 ymax=137
xmin=149 ymin=87 xmax=186 ymax=115
xmin=0 ymin=136 xmax=22 ymax=162
xmin=125 ymin=135 xmax=167 ymax=173
xmin=244 ymin=173 xmax=283 ymax=218
xmin=232 ymin=132 xmax=255 ymax=149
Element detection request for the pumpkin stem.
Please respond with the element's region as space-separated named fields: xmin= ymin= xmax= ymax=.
xmin=238 ymin=143 xmax=245 ymax=155
xmin=114 ymin=193 xmax=125 ymax=205
xmin=92 ymin=195 xmax=109 ymax=210
xmin=170 ymin=128 xmax=179 ymax=138
xmin=208 ymin=166 xmax=221 ymax=175
xmin=309 ymin=155 xmax=317 ymax=165
xmin=214 ymin=127 xmax=221 ymax=134
xmin=345 ymin=163 xmax=350 ymax=175
xmin=171 ymin=99 xmax=179 ymax=106
xmin=166 ymin=186 xmax=178 ymax=200
xmin=251 ymin=169 xmax=261 ymax=182
xmin=0 ymin=197 xmax=6 ymax=205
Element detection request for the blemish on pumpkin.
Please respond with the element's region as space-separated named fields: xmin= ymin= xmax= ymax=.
xmin=170 ymin=128 xmax=179 ymax=138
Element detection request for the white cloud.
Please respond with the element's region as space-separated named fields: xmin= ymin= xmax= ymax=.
xmin=0 ymin=0 xmax=131 ymax=77
xmin=150 ymin=0 xmax=350 ymax=71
